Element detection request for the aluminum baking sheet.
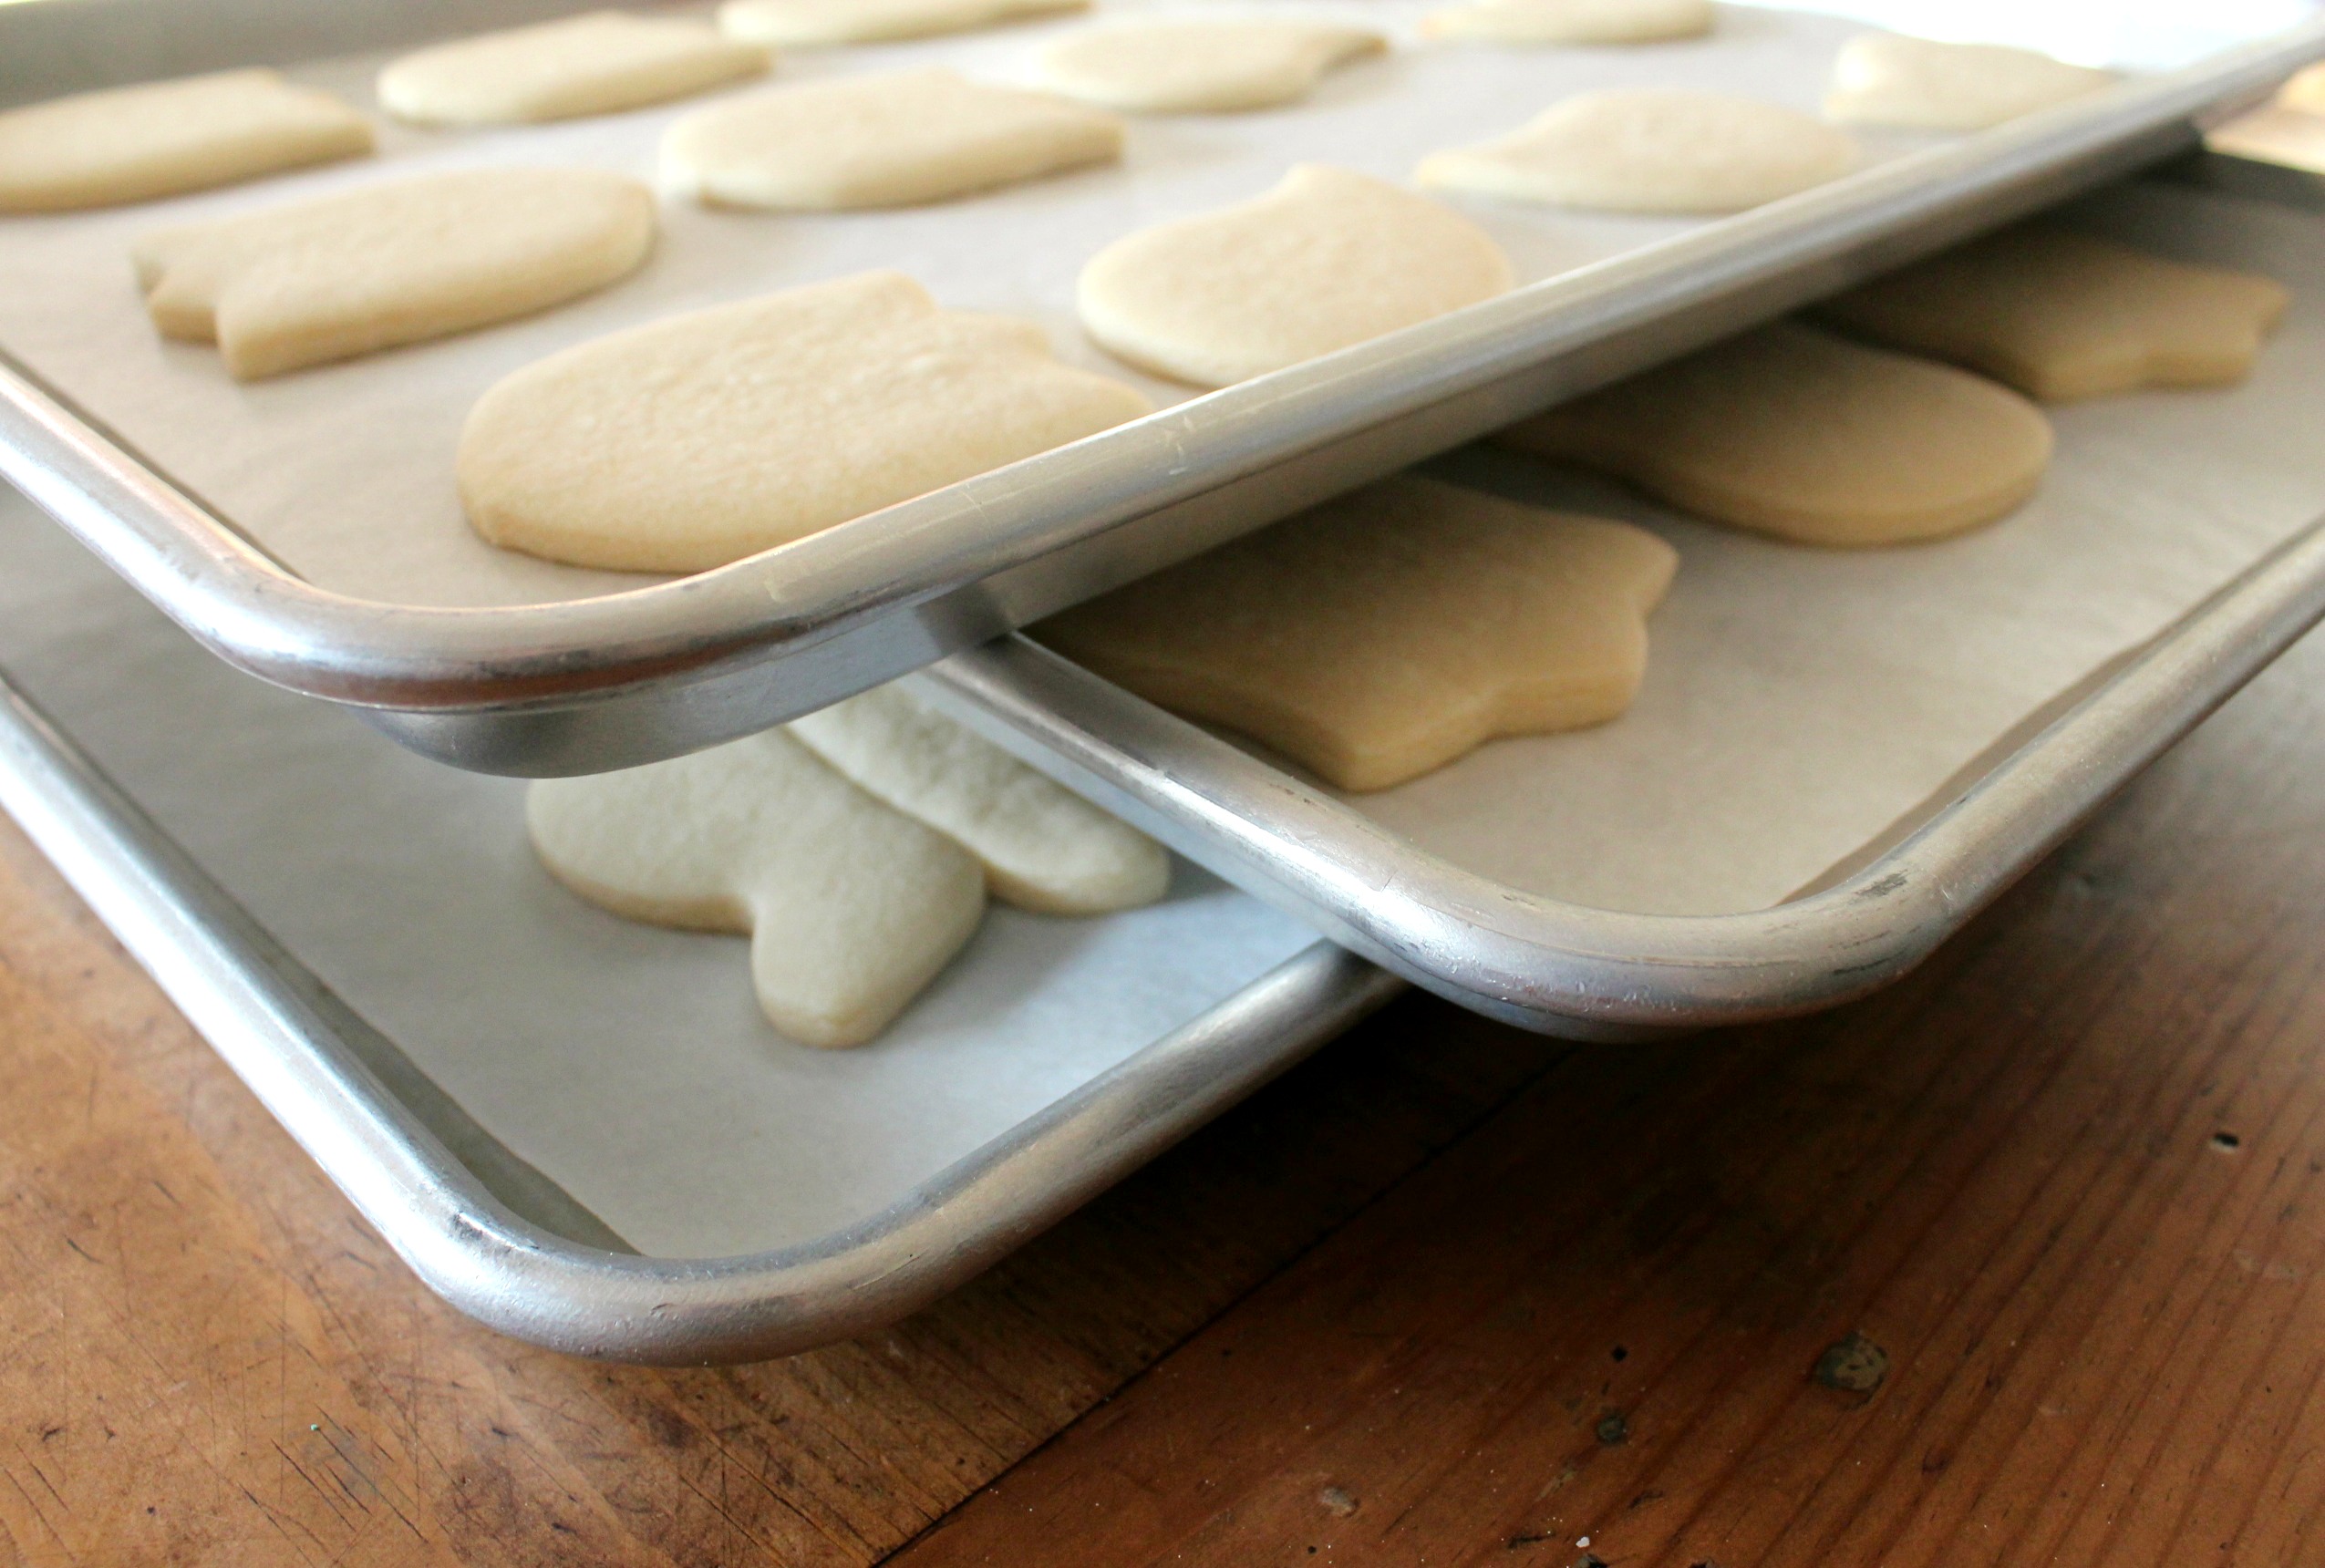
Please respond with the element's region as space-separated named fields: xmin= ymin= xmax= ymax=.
xmin=0 ymin=0 xmax=1881 ymax=610
xmin=2 ymin=0 xmax=2318 ymax=773
xmin=0 ymin=480 xmax=1345 ymax=1265
xmin=924 ymin=174 xmax=2325 ymax=1032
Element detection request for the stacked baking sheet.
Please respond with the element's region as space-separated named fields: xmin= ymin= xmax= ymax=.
xmin=4 ymin=0 xmax=2325 ymax=1357
xmin=4 ymin=2 xmax=2316 ymax=769
xmin=927 ymin=180 xmax=2325 ymax=1030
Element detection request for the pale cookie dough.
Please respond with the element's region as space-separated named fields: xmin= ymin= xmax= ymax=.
xmin=662 ymin=69 xmax=1122 ymax=210
xmin=0 ymin=69 xmax=371 ymax=213
xmin=135 ymin=168 xmax=655 ymax=380
xmin=1501 ymin=320 xmax=2052 ymax=547
xmin=1077 ymin=165 xmax=1513 ymax=387
xmin=1421 ymin=0 xmax=1713 ymax=46
xmin=460 ymin=270 xmax=1152 ymax=573
xmin=528 ymin=730 xmax=985 ymax=1048
xmin=377 ymin=11 xmax=770 ymax=127
xmin=1035 ymin=20 xmax=1386 ymax=114
xmin=718 ymin=0 xmax=1083 ymax=46
xmin=1818 ymin=225 xmax=2290 ymax=401
xmin=1417 ymin=89 xmax=1855 ymax=213
xmin=1037 ymin=475 xmax=1677 ymax=792
xmin=2285 ymin=62 xmax=2325 ymax=116
xmin=1824 ymin=33 xmax=2114 ymax=131
xmin=790 ymin=685 xmax=1170 ymax=914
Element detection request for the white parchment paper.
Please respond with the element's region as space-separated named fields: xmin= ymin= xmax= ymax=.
xmin=3 ymin=4 xmax=2320 ymax=1261
xmin=0 ymin=493 xmax=1321 ymax=1257
xmin=0 ymin=0 xmax=1930 ymax=607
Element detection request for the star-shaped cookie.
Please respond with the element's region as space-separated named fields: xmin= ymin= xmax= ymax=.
xmin=1818 ymin=225 xmax=2290 ymax=402
xmin=1035 ymin=475 xmax=1678 ymax=792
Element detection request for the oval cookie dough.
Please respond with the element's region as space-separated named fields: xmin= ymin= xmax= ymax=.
xmin=134 ymin=167 xmax=655 ymax=379
xmin=1037 ymin=475 xmax=1677 ymax=792
xmin=663 ymin=69 xmax=1122 ymax=210
xmin=1036 ymin=20 xmax=1387 ymax=114
xmin=1818 ymin=225 xmax=2289 ymax=401
xmin=528 ymin=730 xmax=986 ymax=1048
xmin=1501 ymin=321 xmax=2052 ymax=546
xmin=1824 ymin=33 xmax=2114 ymax=131
xmin=0 ymin=69 xmax=371 ymax=213
xmin=1077 ymin=165 xmax=1513 ymax=387
xmin=718 ymin=0 xmax=1084 ymax=46
xmin=460 ymin=270 xmax=1152 ymax=573
xmin=377 ymin=11 xmax=770 ymax=127
xmin=1417 ymin=88 xmax=1855 ymax=213
xmin=790 ymin=685 xmax=1169 ymax=914
xmin=1421 ymin=0 xmax=1713 ymax=46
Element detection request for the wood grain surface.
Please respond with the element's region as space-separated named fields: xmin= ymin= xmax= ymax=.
xmin=4 ymin=629 xmax=2325 ymax=1566
xmin=0 ymin=789 xmax=1556 ymax=1565
xmin=898 ymin=629 xmax=2325 ymax=1568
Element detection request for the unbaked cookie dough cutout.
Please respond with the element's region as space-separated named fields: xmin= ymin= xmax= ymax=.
xmin=1818 ymin=226 xmax=2289 ymax=401
xmin=531 ymin=692 xmax=1169 ymax=1045
xmin=1421 ymin=0 xmax=1713 ymax=46
xmin=377 ymin=11 xmax=770 ymax=127
xmin=718 ymin=0 xmax=1083 ymax=46
xmin=2285 ymin=62 xmax=2325 ymax=116
xmin=1824 ymin=33 xmax=2114 ymax=131
xmin=460 ymin=270 xmax=1152 ymax=573
xmin=1501 ymin=321 xmax=2052 ymax=547
xmin=790 ymin=686 xmax=1170 ymax=913
xmin=1417 ymin=88 xmax=1855 ymax=213
xmin=0 ymin=69 xmax=371 ymax=213
xmin=528 ymin=731 xmax=987 ymax=1048
xmin=135 ymin=167 xmax=655 ymax=379
xmin=663 ymin=69 xmax=1122 ymax=210
xmin=1037 ymin=475 xmax=1677 ymax=791
xmin=1077 ymin=165 xmax=1512 ymax=387
xmin=1036 ymin=20 xmax=1387 ymax=113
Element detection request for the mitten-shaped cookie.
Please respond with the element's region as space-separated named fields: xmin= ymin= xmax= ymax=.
xmin=135 ymin=168 xmax=653 ymax=378
xmin=528 ymin=730 xmax=985 ymax=1047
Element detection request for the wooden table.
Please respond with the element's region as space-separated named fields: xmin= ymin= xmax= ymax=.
xmin=5 ymin=628 xmax=2324 ymax=1567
